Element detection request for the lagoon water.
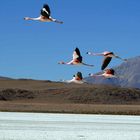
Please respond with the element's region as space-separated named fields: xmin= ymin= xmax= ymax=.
xmin=0 ymin=112 xmax=140 ymax=140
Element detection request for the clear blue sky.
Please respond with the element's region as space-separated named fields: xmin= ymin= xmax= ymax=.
xmin=0 ymin=0 xmax=140 ymax=81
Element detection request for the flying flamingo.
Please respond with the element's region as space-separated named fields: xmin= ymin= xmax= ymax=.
xmin=58 ymin=48 xmax=94 ymax=67
xmin=24 ymin=4 xmax=63 ymax=24
xmin=62 ymin=72 xmax=85 ymax=84
xmin=87 ymin=51 xmax=127 ymax=70
xmin=89 ymin=68 xmax=117 ymax=79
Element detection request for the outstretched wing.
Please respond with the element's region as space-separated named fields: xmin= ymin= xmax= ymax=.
xmin=76 ymin=72 xmax=83 ymax=80
xmin=101 ymin=57 xmax=112 ymax=70
xmin=40 ymin=4 xmax=51 ymax=18
xmin=110 ymin=68 xmax=115 ymax=75
xmin=73 ymin=48 xmax=82 ymax=62
xmin=75 ymin=48 xmax=81 ymax=56
xmin=105 ymin=68 xmax=115 ymax=75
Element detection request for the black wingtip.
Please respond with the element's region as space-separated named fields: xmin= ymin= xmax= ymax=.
xmin=101 ymin=67 xmax=104 ymax=71
xmin=75 ymin=47 xmax=80 ymax=52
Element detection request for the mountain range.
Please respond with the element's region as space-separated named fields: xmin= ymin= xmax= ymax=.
xmin=0 ymin=56 xmax=140 ymax=89
xmin=85 ymin=56 xmax=140 ymax=89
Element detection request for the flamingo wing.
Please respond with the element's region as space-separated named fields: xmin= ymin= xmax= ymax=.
xmin=110 ymin=68 xmax=115 ymax=75
xmin=75 ymin=48 xmax=81 ymax=56
xmin=101 ymin=57 xmax=112 ymax=70
xmin=73 ymin=48 xmax=82 ymax=62
xmin=105 ymin=68 xmax=115 ymax=75
xmin=40 ymin=4 xmax=51 ymax=18
xmin=76 ymin=72 xmax=83 ymax=80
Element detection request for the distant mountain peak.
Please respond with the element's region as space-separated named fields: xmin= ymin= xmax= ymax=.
xmin=0 ymin=76 xmax=13 ymax=80
xmin=86 ymin=56 xmax=140 ymax=89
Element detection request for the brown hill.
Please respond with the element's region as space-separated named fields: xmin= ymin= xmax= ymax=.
xmin=0 ymin=79 xmax=140 ymax=115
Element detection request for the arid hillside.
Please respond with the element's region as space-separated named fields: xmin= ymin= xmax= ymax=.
xmin=0 ymin=79 xmax=140 ymax=114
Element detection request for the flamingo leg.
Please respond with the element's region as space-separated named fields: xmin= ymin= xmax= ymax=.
xmin=81 ymin=62 xmax=94 ymax=67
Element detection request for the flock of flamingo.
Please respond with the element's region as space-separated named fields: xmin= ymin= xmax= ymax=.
xmin=24 ymin=4 xmax=127 ymax=84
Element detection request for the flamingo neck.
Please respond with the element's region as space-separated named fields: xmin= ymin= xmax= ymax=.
xmin=88 ymin=52 xmax=104 ymax=56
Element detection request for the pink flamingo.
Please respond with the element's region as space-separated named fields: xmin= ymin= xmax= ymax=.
xmin=89 ymin=68 xmax=117 ymax=79
xmin=87 ymin=51 xmax=127 ymax=70
xmin=62 ymin=72 xmax=85 ymax=84
xmin=24 ymin=4 xmax=63 ymax=24
xmin=58 ymin=48 xmax=94 ymax=67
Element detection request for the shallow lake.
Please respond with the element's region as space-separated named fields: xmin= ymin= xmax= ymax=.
xmin=0 ymin=112 xmax=140 ymax=140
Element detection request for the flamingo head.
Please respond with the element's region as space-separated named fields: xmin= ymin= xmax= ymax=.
xmin=24 ymin=17 xmax=30 ymax=20
xmin=86 ymin=52 xmax=92 ymax=55
xmin=58 ymin=61 xmax=65 ymax=64
xmin=89 ymin=73 xmax=94 ymax=77
xmin=124 ymin=59 xmax=127 ymax=61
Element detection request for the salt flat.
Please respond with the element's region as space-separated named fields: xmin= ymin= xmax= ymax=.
xmin=0 ymin=112 xmax=140 ymax=140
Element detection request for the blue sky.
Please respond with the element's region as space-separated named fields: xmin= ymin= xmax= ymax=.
xmin=0 ymin=0 xmax=140 ymax=81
